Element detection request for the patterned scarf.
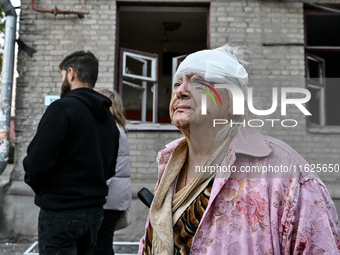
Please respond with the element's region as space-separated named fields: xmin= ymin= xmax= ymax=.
xmin=146 ymin=130 xmax=236 ymax=254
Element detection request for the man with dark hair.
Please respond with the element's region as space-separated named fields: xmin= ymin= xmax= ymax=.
xmin=23 ymin=51 xmax=119 ymax=255
xmin=59 ymin=51 xmax=99 ymax=97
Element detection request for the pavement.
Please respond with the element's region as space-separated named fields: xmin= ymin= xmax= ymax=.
xmin=0 ymin=242 xmax=33 ymax=255
xmin=0 ymin=241 xmax=139 ymax=255
xmin=0 ymin=164 xmax=12 ymax=188
xmin=0 ymin=165 xmax=148 ymax=255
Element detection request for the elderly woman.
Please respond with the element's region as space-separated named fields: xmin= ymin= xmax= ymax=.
xmin=138 ymin=44 xmax=340 ymax=254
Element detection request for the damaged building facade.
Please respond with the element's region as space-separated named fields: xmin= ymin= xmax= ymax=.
xmin=1 ymin=0 xmax=340 ymax=241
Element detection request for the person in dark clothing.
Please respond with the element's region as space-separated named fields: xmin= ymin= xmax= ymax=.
xmin=23 ymin=51 xmax=119 ymax=255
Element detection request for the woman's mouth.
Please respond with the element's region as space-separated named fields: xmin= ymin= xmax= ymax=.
xmin=174 ymin=105 xmax=190 ymax=112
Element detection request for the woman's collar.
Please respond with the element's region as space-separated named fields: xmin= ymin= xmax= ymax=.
xmin=230 ymin=128 xmax=273 ymax=158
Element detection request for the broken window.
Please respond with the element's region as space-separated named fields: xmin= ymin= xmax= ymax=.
xmin=305 ymin=6 xmax=340 ymax=131
xmin=119 ymin=48 xmax=158 ymax=123
xmin=306 ymin=53 xmax=326 ymax=126
xmin=116 ymin=3 xmax=208 ymax=124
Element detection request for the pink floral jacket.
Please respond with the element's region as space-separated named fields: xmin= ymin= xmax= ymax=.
xmin=138 ymin=130 xmax=340 ymax=254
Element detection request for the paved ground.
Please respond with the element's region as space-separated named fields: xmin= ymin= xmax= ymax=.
xmin=0 ymin=241 xmax=139 ymax=255
xmin=0 ymin=242 xmax=33 ymax=255
xmin=0 ymin=165 xmax=143 ymax=255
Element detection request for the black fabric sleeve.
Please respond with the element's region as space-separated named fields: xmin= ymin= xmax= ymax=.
xmin=23 ymin=101 xmax=68 ymax=194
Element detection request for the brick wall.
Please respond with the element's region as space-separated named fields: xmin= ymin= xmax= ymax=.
xmin=4 ymin=0 xmax=340 ymax=241
xmin=210 ymin=0 xmax=340 ymax=184
xmin=13 ymin=0 xmax=340 ymax=184
xmin=13 ymin=0 xmax=117 ymax=181
xmin=127 ymin=131 xmax=183 ymax=180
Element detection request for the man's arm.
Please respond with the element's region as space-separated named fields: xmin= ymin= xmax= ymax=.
xmin=23 ymin=101 xmax=68 ymax=194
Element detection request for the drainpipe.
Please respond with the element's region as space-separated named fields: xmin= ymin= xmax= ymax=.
xmin=0 ymin=0 xmax=16 ymax=174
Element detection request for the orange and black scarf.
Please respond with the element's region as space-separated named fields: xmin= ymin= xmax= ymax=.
xmin=143 ymin=178 xmax=214 ymax=255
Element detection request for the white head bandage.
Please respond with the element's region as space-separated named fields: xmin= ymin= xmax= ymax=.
xmin=174 ymin=46 xmax=248 ymax=94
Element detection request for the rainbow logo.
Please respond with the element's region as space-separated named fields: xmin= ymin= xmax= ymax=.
xmin=196 ymin=81 xmax=222 ymax=110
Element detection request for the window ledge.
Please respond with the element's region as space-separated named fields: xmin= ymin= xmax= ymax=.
xmin=126 ymin=121 xmax=180 ymax=131
xmin=307 ymin=124 xmax=340 ymax=134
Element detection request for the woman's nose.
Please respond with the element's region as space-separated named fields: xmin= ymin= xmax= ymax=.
xmin=175 ymin=77 xmax=190 ymax=98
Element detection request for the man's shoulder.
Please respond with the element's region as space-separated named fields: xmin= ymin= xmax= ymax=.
xmin=55 ymin=96 xmax=81 ymax=106
xmin=51 ymin=97 xmax=86 ymax=114
xmin=43 ymin=98 xmax=85 ymax=123
xmin=44 ymin=100 xmax=65 ymax=114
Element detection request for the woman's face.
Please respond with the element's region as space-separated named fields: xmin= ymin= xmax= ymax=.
xmin=170 ymin=74 xmax=232 ymax=131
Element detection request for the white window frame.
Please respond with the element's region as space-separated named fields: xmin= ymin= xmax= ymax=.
xmin=119 ymin=48 xmax=158 ymax=123
xmin=171 ymin=54 xmax=187 ymax=94
xmin=122 ymin=52 xmax=157 ymax=82
xmin=306 ymin=53 xmax=326 ymax=126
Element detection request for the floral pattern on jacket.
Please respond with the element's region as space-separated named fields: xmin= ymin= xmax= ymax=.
xmin=139 ymin=129 xmax=340 ymax=254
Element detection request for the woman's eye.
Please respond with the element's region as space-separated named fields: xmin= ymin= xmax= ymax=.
xmin=174 ymin=83 xmax=181 ymax=88
xmin=193 ymin=79 xmax=205 ymax=85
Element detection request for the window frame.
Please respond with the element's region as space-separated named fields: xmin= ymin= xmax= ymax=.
xmin=304 ymin=6 xmax=340 ymax=133
xmin=305 ymin=52 xmax=326 ymax=126
xmin=115 ymin=2 xmax=210 ymax=130
xmin=119 ymin=47 xmax=159 ymax=123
